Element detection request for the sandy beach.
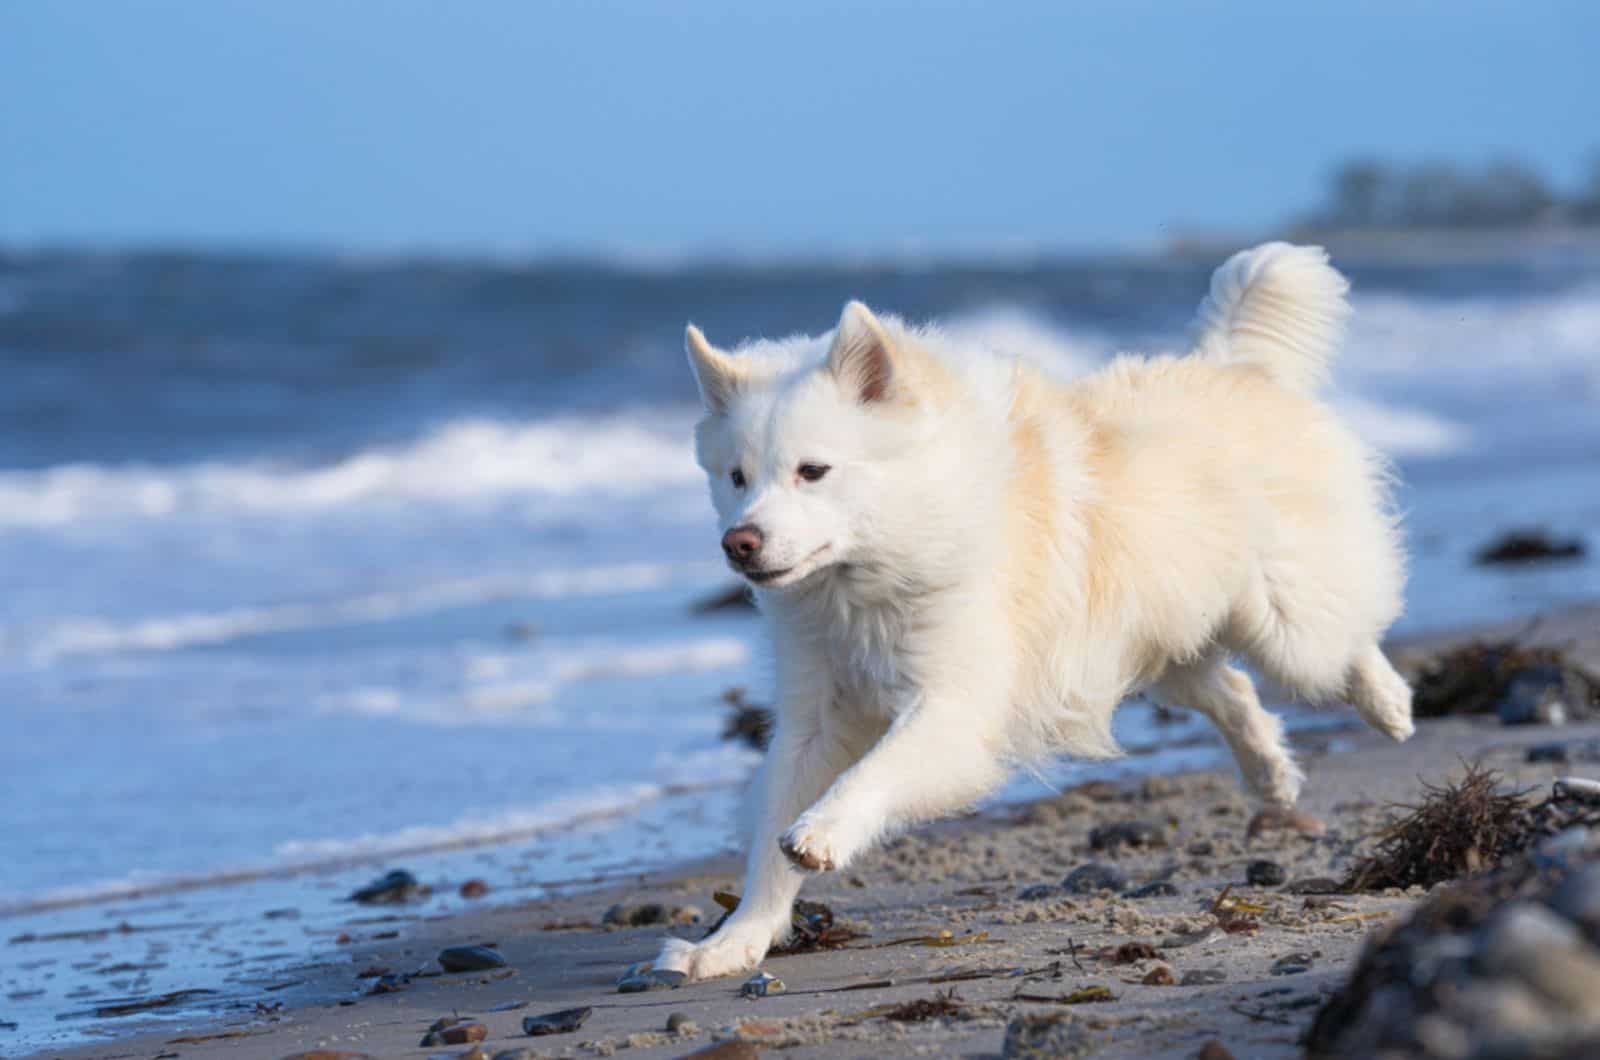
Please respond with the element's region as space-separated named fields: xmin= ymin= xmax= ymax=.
xmin=11 ymin=604 xmax=1590 ymax=1060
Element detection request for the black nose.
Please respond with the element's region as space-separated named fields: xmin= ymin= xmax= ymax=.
xmin=721 ymin=525 xmax=763 ymax=565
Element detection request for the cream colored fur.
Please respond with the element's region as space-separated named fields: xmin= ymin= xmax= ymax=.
xmin=653 ymin=242 xmax=1412 ymax=982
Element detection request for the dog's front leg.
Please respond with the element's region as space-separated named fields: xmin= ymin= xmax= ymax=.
xmin=653 ymin=684 xmax=866 ymax=981
xmin=780 ymin=688 xmax=1008 ymax=873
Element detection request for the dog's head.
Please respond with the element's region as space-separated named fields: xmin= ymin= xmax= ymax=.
xmin=685 ymin=301 xmax=934 ymax=590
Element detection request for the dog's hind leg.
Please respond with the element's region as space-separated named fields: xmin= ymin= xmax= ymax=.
xmin=1343 ymin=642 xmax=1414 ymax=742
xmin=1152 ymin=653 xmax=1304 ymax=808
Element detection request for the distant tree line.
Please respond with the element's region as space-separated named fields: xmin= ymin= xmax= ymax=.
xmin=1305 ymin=153 xmax=1600 ymax=230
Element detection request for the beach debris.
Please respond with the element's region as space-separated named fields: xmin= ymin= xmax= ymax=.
xmin=1104 ymin=941 xmax=1159 ymax=964
xmin=616 ymin=962 xmax=686 ymax=993
xmin=348 ymin=868 xmax=430 ymax=905
xmin=437 ymin=945 xmax=506 ymax=972
xmin=877 ymin=990 xmax=966 ymax=1022
xmin=692 ymin=583 xmax=757 ymax=614
xmin=1014 ymin=985 xmax=1116 ymax=1005
xmin=1140 ymin=965 xmax=1176 ymax=985
xmin=880 ymin=928 xmax=992 ymax=949
xmin=1473 ymin=528 xmax=1586 ymax=566
xmin=1195 ymin=1041 xmax=1237 ymax=1060
xmin=718 ymin=688 xmax=774 ymax=751
xmin=491 ymin=1050 xmax=539 ymax=1060
xmin=1554 ymin=776 xmax=1600 ymax=805
xmin=1244 ymin=805 xmax=1326 ymax=839
xmin=1002 ymin=1010 xmax=1097 ymax=1058
xmin=707 ymin=891 xmax=863 ymax=952
xmin=679 ymin=1043 xmax=762 ymax=1059
xmin=355 ymin=964 xmax=390 ymax=978
xmin=1410 ymin=635 xmax=1600 ymax=724
xmin=1126 ymin=879 xmax=1180 ymax=899
xmin=522 ymin=1005 xmax=591 ymax=1036
xmin=1018 ymin=882 xmax=1059 ymax=900
xmin=458 ymin=878 xmax=489 ymax=899
xmin=1062 ymin=863 xmax=1128 ymax=894
xmin=1088 ymin=819 xmax=1166 ymax=852
xmin=420 ymin=1021 xmax=487 ymax=1047
xmin=1181 ymin=967 xmax=1227 ymax=985
xmin=1342 ymin=763 xmax=1537 ymax=891
xmin=740 ymin=971 xmax=785 ymax=998
xmin=1208 ymin=885 xmax=1264 ymax=935
xmin=1245 ymin=859 xmax=1287 ymax=887
xmin=1270 ymin=952 xmax=1316 ymax=975
xmin=603 ymin=902 xmax=701 ymax=927
xmin=78 ymin=987 xmax=218 ymax=1017
xmin=666 ymin=1011 xmax=699 ymax=1035
xmin=1307 ymin=828 xmax=1600 ymax=1059
xmin=367 ymin=972 xmax=410 ymax=994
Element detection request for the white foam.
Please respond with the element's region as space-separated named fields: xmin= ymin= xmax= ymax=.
xmin=16 ymin=562 xmax=712 ymax=663
xmin=0 ymin=412 xmax=703 ymax=529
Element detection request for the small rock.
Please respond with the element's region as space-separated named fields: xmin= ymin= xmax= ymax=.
xmin=666 ymin=1012 xmax=699 ymax=1035
xmin=604 ymin=902 xmax=669 ymax=926
xmin=1187 ymin=839 xmax=1215 ymax=856
xmin=1554 ymin=777 xmax=1600 ymax=805
xmin=1002 ymin=1010 xmax=1097 ymax=1058
xmin=1270 ymin=953 xmax=1314 ymax=976
xmin=367 ymin=973 xmax=408 ymax=994
xmin=1527 ymin=742 xmax=1571 ymax=763
xmin=740 ymin=970 xmax=785 ymax=997
xmin=491 ymin=1051 xmax=539 ymax=1060
xmin=522 ymin=1005 xmax=591 ymax=1036
xmin=1018 ymin=883 xmax=1059 ymax=900
xmin=1195 ymin=1041 xmax=1236 ymax=1060
xmin=458 ymin=879 xmax=490 ymax=899
xmin=1283 ymin=876 xmax=1342 ymax=894
xmin=438 ymin=945 xmax=507 ymax=972
xmin=1246 ymin=860 xmax=1287 ymax=887
xmin=349 ymin=868 xmax=429 ymax=905
xmin=1089 ymin=820 xmax=1164 ymax=852
xmin=1246 ymin=806 xmax=1326 ymax=839
xmin=421 ymin=1022 xmax=487 ymax=1047
xmin=679 ymin=1043 xmax=762 ymax=1059
xmin=1141 ymin=965 xmax=1176 ymax=985
xmin=617 ymin=968 xmax=686 ymax=993
xmin=1181 ymin=967 xmax=1227 ymax=985
xmin=1126 ymin=880 xmax=1180 ymax=899
xmin=1474 ymin=529 xmax=1585 ymax=566
xmin=1062 ymin=863 xmax=1128 ymax=895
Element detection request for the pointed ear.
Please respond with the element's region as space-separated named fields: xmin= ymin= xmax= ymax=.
xmin=685 ymin=324 xmax=741 ymax=413
xmin=827 ymin=301 xmax=902 ymax=404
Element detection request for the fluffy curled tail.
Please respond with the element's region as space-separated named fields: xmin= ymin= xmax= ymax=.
xmin=1190 ymin=242 xmax=1351 ymax=393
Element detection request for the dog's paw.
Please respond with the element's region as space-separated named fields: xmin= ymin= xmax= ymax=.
xmin=651 ymin=927 xmax=768 ymax=982
xmin=778 ymin=816 xmax=844 ymax=872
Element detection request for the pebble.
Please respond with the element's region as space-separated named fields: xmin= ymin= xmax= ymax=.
xmin=1270 ymin=953 xmax=1315 ymax=976
xmin=603 ymin=902 xmax=702 ymax=927
xmin=666 ymin=1012 xmax=699 ymax=1035
xmin=348 ymin=868 xmax=430 ymax=904
xmin=1126 ymin=880 xmax=1180 ymax=899
xmin=1180 ymin=967 xmax=1227 ymax=985
xmin=437 ymin=945 xmax=507 ymax=972
xmin=1553 ymin=777 xmax=1600 ymax=805
xmin=1062 ymin=862 xmax=1129 ymax=894
xmin=421 ymin=1023 xmax=487 ymax=1047
xmin=522 ymin=1005 xmax=591 ymax=1036
xmin=1245 ymin=806 xmax=1326 ymax=839
xmin=1283 ymin=876 xmax=1342 ymax=894
xmin=1246 ymin=860 xmax=1287 ymax=887
xmin=1088 ymin=820 xmax=1164 ymax=851
xmin=1001 ymin=1010 xmax=1097 ymax=1058
xmin=740 ymin=970 xmax=785 ymax=998
xmin=1017 ymin=883 xmax=1059 ymax=900
xmin=458 ymin=879 xmax=490 ymax=899
xmin=1186 ymin=839 xmax=1215 ymax=856
xmin=1141 ymin=965 xmax=1175 ymax=985
xmin=1527 ymin=742 xmax=1572 ymax=763
xmin=367 ymin=973 xmax=409 ymax=994
xmin=617 ymin=968 xmax=686 ymax=993
xmin=491 ymin=1051 xmax=539 ymax=1060
xmin=1196 ymin=1041 xmax=1237 ymax=1060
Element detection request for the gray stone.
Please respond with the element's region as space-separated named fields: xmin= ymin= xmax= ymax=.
xmin=1180 ymin=967 xmax=1227 ymax=985
xmin=437 ymin=945 xmax=507 ymax=972
xmin=1088 ymin=820 xmax=1164 ymax=852
xmin=1062 ymin=863 xmax=1128 ymax=894
xmin=1126 ymin=880 xmax=1180 ymax=899
xmin=522 ymin=1005 xmax=591 ymax=1036
xmin=1017 ymin=883 xmax=1059 ymax=900
xmin=1246 ymin=860 xmax=1287 ymax=887
xmin=617 ymin=968 xmax=686 ymax=993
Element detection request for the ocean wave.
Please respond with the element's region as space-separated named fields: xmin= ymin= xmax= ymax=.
xmin=0 ymin=413 xmax=702 ymax=529
xmin=13 ymin=563 xmax=714 ymax=663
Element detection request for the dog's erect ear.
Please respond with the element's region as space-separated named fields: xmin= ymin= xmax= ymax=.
xmin=685 ymin=324 xmax=741 ymax=413
xmin=827 ymin=301 xmax=902 ymax=404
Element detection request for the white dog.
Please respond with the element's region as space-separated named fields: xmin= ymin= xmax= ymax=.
xmin=653 ymin=243 xmax=1413 ymax=982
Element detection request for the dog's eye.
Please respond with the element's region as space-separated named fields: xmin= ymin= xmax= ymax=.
xmin=797 ymin=463 xmax=831 ymax=483
xmin=730 ymin=469 xmax=746 ymax=489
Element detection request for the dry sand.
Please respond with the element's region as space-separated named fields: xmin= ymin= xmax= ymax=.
xmin=33 ymin=605 xmax=1600 ymax=1060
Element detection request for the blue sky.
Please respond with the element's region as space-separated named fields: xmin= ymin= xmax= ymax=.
xmin=2 ymin=1 xmax=1595 ymax=255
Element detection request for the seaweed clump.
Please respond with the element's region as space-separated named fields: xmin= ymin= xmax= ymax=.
xmin=719 ymin=687 xmax=774 ymax=751
xmin=1344 ymin=763 xmax=1600 ymax=892
xmin=1410 ymin=637 xmax=1599 ymax=724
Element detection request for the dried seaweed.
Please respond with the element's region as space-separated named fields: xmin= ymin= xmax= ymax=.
xmin=719 ymin=688 xmax=774 ymax=751
xmin=707 ymin=890 xmax=865 ymax=953
xmin=1473 ymin=529 xmax=1586 ymax=566
xmin=1343 ymin=763 xmax=1530 ymax=891
xmin=880 ymin=990 xmax=966 ymax=1022
xmin=1410 ymin=637 xmax=1599 ymax=721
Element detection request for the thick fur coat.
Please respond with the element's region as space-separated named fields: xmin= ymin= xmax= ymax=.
xmin=653 ymin=243 xmax=1413 ymax=981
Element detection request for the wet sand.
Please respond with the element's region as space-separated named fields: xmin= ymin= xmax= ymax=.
xmin=25 ymin=605 xmax=1600 ymax=1060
